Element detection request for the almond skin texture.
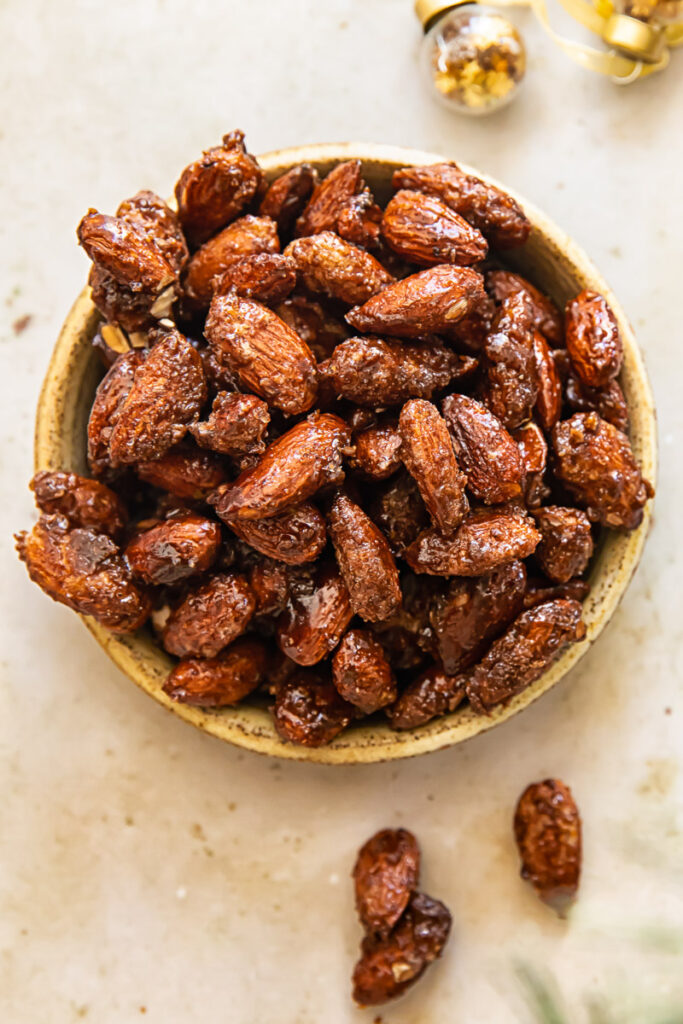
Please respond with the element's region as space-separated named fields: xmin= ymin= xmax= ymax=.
xmin=514 ymin=421 xmax=550 ymax=509
xmin=212 ymin=253 xmax=296 ymax=306
xmin=332 ymin=630 xmax=397 ymax=714
xmin=406 ymin=509 xmax=541 ymax=577
xmin=87 ymin=350 xmax=146 ymax=474
xmin=346 ymin=264 xmax=485 ymax=338
xmin=392 ymin=162 xmax=530 ymax=248
xmin=533 ymin=331 xmax=562 ymax=430
xmin=162 ymin=572 xmax=256 ymax=658
xmin=210 ymin=412 xmax=350 ymax=521
xmin=352 ymin=828 xmax=420 ymax=938
xmin=484 ymin=291 xmax=538 ymax=429
xmin=381 ymin=189 xmax=488 ymax=267
xmin=565 ymin=373 xmax=629 ymax=434
xmin=115 ymin=190 xmax=188 ymax=275
xmin=295 ymin=159 xmax=363 ymax=237
xmin=136 ymin=447 xmax=226 ymax=499
xmin=189 ymin=391 xmax=270 ymax=456
xmin=336 ymin=189 xmax=383 ymax=251
xmin=259 ymin=163 xmax=319 ymax=233
xmin=442 ymin=393 xmax=524 ymax=505
xmin=352 ymin=892 xmax=452 ymax=1007
xmin=273 ymin=669 xmax=354 ymax=746
xmin=205 ymin=291 xmax=318 ymax=415
xmin=276 ymin=563 xmax=353 ymax=666
xmin=30 ymin=471 xmax=127 ymax=540
xmin=225 ymin=503 xmax=327 ymax=565
xmin=125 ymin=513 xmax=221 ymax=586
xmin=275 ymin=293 xmax=349 ymax=362
xmin=163 ymin=638 xmax=268 ymax=707
xmin=388 ymin=663 xmax=467 ymax=730
xmin=466 ymin=599 xmax=586 ymax=712
xmin=532 ymin=506 xmax=594 ymax=584
xmin=183 ymin=215 xmax=280 ymax=306
xmin=430 ymin=560 xmax=527 ymax=674
xmin=174 ymin=130 xmax=265 ymax=246
xmin=328 ymin=492 xmax=402 ymax=623
xmin=108 ymin=329 xmax=207 ymax=466
xmin=16 ymin=514 xmax=150 ymax=634
xmin=77 ymin=211 xmax=174 ymax=293
xmin=552 ymin=412 xmax=652 ymax=529
xmin=565 ymin=289 xmax=623 ymax=388
xmin=284 ymin=232 xmax=394 ymax=305
xmin=320 ymin=335 xmax=476 ymax=407
xmin=487 ymin=269 xmax=563 ymax=346
xmin=398 ymin=399 xmax=469 ymax=534
xmin=349 ymin=424 xmax=403 ymax=480
xmin=514 ymin=778 xmax=582 ymax=914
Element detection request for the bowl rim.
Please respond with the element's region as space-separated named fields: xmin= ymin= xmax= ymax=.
xmin=34 ymin=142 xmax=657 ymax=765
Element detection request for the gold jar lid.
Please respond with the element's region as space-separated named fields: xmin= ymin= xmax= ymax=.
xmin=602 ymin=12 xmax=666 ymax=62
xmin=414 ymin=0 xmax=474 ymax=32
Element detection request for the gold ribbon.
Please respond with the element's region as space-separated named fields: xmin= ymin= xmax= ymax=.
xmin=495 ymin=0 xmax=683 ymax=81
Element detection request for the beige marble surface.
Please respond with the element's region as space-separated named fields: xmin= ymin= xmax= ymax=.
xmin=1 ymin=2 xmax=682 ymax=1021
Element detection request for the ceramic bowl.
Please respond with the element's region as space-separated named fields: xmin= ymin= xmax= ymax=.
xmin=34 ymin=143 xmax=657 ymax=764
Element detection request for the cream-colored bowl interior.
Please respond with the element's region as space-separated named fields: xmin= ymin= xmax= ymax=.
xmin=34 ymin=143 xmax=657 ymax=764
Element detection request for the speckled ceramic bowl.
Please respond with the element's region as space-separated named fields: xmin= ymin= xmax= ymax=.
xmin=34 ymin=143 xmax=657 ymax=764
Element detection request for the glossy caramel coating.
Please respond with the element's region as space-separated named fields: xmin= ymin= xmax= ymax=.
xmin=398 ymin=399 xmax=468 ymax=534
xmin=276 ymin=563 xmax=352 ymax=666
xmin=205 ymin=291 xmax=317 ymax=415
xmin=565 ymin=372 xmax=629 ymax=434
xmin=125 ymin=513 xmax=221 ymax=586
xmin=320 ymin=335 xmax=476 ymax=408
xmin=174 ymin=130 xmax=265 ymax=246
xmin=533 ymin=331 xmax=562 ymax=431
xmin=30 ymin=471 xmax=127 ymax=539
xmin=513 ymin=421 xmax=550 ymax=509
xmin=189 ymin=391 xmax=270 ymax=456
xmin=532 ymin=506 xmax=594 ymax=583
xmin=328 ymin=492 xmax=402 ymax=623
xmin=274 ymin=293 xmax=348 ymax=363
xmin=183 ymin=215 xmax=280 ymax=306
xmin=514 ymin=778 xmax=581 ymax=913
xmin=346 ymin=264 xmax=485 ymax=338
xmin=393 ymin=162 xmax=530 ymax=248
xmin=210 ymin=413 xmax=350 ymax=521
xmin=285 ymin=231 xmax=394 ymax=305
xmin=466 ymin=599 xmax=586 ymax=712
xmin=136 ymin=447 xmax=226 ymax=499
xmin=442 ymin=393 xmax=524 ymax=504
xmin=108 ymin=328 xmax=207 ymax=466
xmin=381 ymin=189 xmax=487 ymax=266
xmin=370 ymin=473 xmax=427 ymax=557
xmin=212 ymin=253 xmax=296 ymax=306
xmin=484 ymin=291 xmax=538 ymax=429
xmin=162 ymin=572 xmax=255 ymax=658
xmin=16 ymin=514 xmax=150 ymax=633
xmin=430 ymin=561 xmax=527 ymax=674
xmin=552 ymin=412 xmax=652 ymax=529
xmin=406 ymin=509 xmax=540 ymax=577
xmin=226 ymin=503 xmax=327 ymax=565
xmin=332 ymin=630 xmax=396 ymax=714
xmin=164 ymin=638 xmax=268 ymax=707
xmin=352 ymin=893 xmax=452 ymax=1006
xmin=389 ymin=663 xmax=466 ymax=730
xmin=87 ymin=350 xmax=145 ymax=474
xmin=259 ymin=163 xmax=319 ymax=233
xmin=487 ymin=269 xmax=563 ymax=345
xmin=295 ymin=159 xmax=363 ymax=237
xmin=353 ymin=829 xmax=420 ymax=937
xmin=349 ymin=423 xmax=403 ymax=480
xmin=565 ymin=289 xmax=622 ymax=388
xmin=273 ymin=669 xmax=353 ymax=746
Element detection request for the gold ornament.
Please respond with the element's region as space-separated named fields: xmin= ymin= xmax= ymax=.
xmin=417 ymin=2 xmax=526 ymax=115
